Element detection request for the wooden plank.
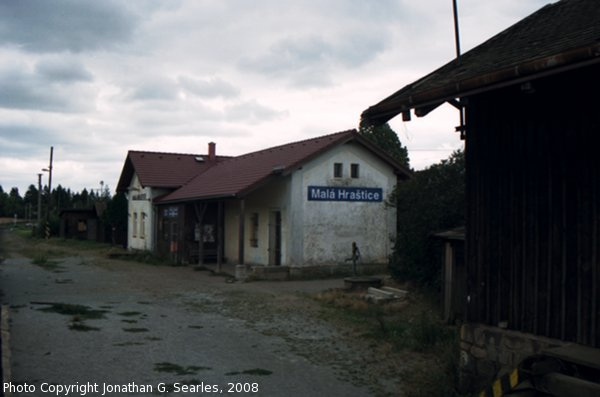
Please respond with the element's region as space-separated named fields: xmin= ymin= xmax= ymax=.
xmin=238 ymin=199 xmax=245 ymax=265
xmin=217 ymin=201 xmax=224 ymax=272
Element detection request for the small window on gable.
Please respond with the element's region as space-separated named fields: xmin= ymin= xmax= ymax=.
xmin=334 ymin=162 xmax=343 ymax=178
xmin=250 ymin=213 xmax=259 ymax=247
xmin=351 ymin=163 xmax=359 ymax=178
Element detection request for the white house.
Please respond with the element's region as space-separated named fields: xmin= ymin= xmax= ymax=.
xmin=135 ymin=129 xmax=411 ymax=268
xmin=116 ymin=144 xmax=228 ymax=252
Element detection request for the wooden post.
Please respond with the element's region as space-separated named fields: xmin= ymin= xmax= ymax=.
xmin=217 ymin=201 xmax=224 ymax=272
xmin=238 ymin=199 xmax=245 ymax=265
xmin=194 ymin=202 xmax=207 ymax=265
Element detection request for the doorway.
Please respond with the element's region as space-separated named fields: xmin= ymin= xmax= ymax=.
xmin=268 ymin=210 xmax=281 ymax=266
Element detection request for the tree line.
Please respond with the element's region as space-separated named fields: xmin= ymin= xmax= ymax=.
xmin=0 ymin=184 xmax=111 ymax=219
xmin=0 ymin=184 xmax=127 ymax=240
xmin=360 ymin=122 xmax=464 ymax=288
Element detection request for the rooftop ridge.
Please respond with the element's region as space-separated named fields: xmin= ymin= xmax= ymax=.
xmin=225 ymin=129 xmax=356 ymax=162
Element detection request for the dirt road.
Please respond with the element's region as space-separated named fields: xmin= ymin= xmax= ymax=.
xmin=0 ymin=229 xmax=406 ymax=396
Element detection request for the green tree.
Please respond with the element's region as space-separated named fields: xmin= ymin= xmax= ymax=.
xmin=6 ymin=187 xmax=24 ymax=218
xmin=359 ymin=121 xmax=410 ymax=168
xmin=0 ymin=186 xmax=7 ymax=217
xmin=102 ymin=192 xmax=128 ymax=245
xmin=390 ymin=150 xmax=465 ymax=287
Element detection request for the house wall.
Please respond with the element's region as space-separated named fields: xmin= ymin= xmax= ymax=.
xmin=293 ymin=141 xmax=397 ymax=266
xmin=224 ymin=177 xmax=291 ymax=265
xmin=223 ymin=142 xmax=398 ymax=267
xmin=126 ymin=174 xmax=170 ymax=251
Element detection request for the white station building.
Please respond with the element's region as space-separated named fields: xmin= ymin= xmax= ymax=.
xmin=116 ymin=130 xmax=410 ymax=270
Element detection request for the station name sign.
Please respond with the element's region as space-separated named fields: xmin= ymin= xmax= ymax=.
xmin=307 ymin=186 xmax=383 ymax=202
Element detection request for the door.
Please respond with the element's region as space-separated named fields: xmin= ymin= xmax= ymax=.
xmin=268 ymin=210 xmax=282 ymax=266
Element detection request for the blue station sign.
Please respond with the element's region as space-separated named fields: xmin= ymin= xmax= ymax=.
xmin=307 ymin=186 xmax=383 ymax=202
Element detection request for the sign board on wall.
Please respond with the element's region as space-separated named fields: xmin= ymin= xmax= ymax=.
xmin=307 ymin=186 xmax=383 ymax=202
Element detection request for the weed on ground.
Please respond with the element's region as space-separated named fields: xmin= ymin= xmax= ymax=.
xmin=32 ymin=256 xmax=64 ymax=272
xmin=123 ymin=327 xmax=149 ymax=333
xmin=313 ymin=288 xmax=462 ymax=396
xmin=37 ymin=303 xmax=108 ymax=319
xmin=225 ymin=368 xmax=272 ymax=376
xmin=69 ymin=321 xmax=101 ymax=332
xmin=118 ymin=311 xmax=143 ymax=316
xmin=153 ymin=362 xmax=211 ymax=376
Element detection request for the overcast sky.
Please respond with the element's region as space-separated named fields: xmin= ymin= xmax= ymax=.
xmin=0 ymin=0 xmax=550 ymax=196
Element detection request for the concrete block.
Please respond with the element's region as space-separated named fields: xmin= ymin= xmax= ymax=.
xmin=367 ymin=287 xmax=394 ymax=299
xmin=470 ymin=345 xmax=488 ymax=359
xmin=380 ymin=286 xmax=408 ymax=299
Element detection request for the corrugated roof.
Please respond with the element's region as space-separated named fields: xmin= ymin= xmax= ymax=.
xmin=158 ymin=129 xmax=410 ymax=203
xmin=115 ymin=150 xmax=229 ymax=192
xmin=362 ymin=0 xmax=600 ymax=125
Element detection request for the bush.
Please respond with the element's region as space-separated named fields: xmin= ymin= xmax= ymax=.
xmin=390 ymin=150 xmax=465 ymax=287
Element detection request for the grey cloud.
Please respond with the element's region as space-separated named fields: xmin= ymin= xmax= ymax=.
xmin=224 ymin=100 xmax=288 ymax=124
xmin=239 ymin=32 xmax=387 ymax=87
xmin=130 ymin=80 xmax=178 ymax=101
xmin=178 ymin=76 xmax=240 ymax=98
xmin=0 ymin=0 xmax=136 ymax=53
xmin=35 ymin=59 xmax=93 ymax=83
xmin=0 ymin=64 xmax=94 ymax=112
xmin=0 ymin=124 xmax=65 ymax=156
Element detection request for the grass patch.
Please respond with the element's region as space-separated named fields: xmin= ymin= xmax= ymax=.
xmin=123 ymin=327 xmax=149 ymax=333
xmin=69 ymin=322 xmax=101 ymax=332
xmin=38 ymin=303 xmax=108 ymax=319
xmin=121 ymin=319 xmax=138 ymax=324
xmin=188 ymin=325 xmax=204 ymax=329
xmin=111 ymin=251 xmax=170 ymax=266
xmin=314 ymin=288 xmax=461 ymax=396
xmin=154 ymin=362 xmax=211 ymax=376
xmin=113 ymin=341 xmax=145 ymax=347
xmin=145 ymin=336 xmax=162 ymax=341
xmin=32 ymin=256 xmax=64 ymax=272
xmin=225 ymin=368 xmax=272 ymax=376
xmin=54 ymin=278 xmax=73 ymax=284
xmin=118 ymin=311 xmax=142 ymax=316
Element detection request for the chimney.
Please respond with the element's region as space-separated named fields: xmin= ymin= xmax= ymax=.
xmin=208 ymin=142 xmax=216 ymax=162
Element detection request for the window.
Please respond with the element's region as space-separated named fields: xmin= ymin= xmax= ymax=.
xmin=334 ymin=162 xmax=343 ymax=178
xmin=133 ymin=212 xmax=138 ymax=237
xmin=140 ymin=212 xmax=146 ymax=239
xmin=351 ymin=163 xmax=359 ymax=178
xmin=250 ymin=213 xmax=259 ymax=247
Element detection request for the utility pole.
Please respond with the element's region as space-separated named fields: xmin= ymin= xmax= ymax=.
xmin=42 ymin=146 xmax=54 ymax=238
xmin=37 ymin=173 xmax=42 ymax=235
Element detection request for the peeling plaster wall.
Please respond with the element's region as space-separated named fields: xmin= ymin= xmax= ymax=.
xmin=224 ymin=177 xmax=291 ymax=265
xmin=299 ymin=142 xmax=397 ymax=266
xmin=223 ymin=142 xmax=397 ymax=267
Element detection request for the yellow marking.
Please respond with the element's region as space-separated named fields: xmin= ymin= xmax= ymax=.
xmin=492 ymin=379 xmax=502 ymax=397
xmin=509 ymin=369 xmax=519 ymax=388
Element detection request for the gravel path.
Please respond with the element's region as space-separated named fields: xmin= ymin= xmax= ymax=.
xmin=0 ymin=233 xmax=404 ymax=396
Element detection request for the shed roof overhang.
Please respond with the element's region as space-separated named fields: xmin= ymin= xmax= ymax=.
xmin=361 ymin=43 xmax=600 ymax=126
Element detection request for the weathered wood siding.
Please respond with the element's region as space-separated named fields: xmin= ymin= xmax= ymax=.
xmin=465 ymin=64 xmax=600 ymax=347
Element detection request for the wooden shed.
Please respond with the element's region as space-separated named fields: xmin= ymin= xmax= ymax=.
xmin=59 ymin=202 xmax=107 ymax=243
xmin=362 ymin=0 xmax=600 ymax=392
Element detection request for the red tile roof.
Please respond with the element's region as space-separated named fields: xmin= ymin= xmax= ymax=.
xmin=115 ymin=150 xmax=229 ymax=192
xmin=158 ymin=129 xmax=410 ymax=203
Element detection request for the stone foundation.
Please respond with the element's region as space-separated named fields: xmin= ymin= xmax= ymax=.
xmin=459 ymin=323 xmax=566 ymax=393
